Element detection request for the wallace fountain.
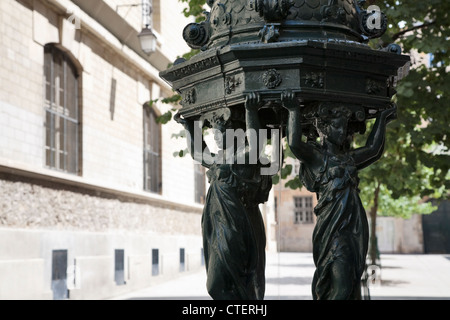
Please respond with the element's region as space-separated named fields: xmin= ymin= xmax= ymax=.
xmin=159 ymin=0 xmax=410 ymax=300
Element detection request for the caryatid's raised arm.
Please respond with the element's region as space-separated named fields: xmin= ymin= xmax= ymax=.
xmin=350 ymin=104 xmax=397 ymax=170
xmin=282 ymin=90 xmax=321 ymax=166
xmin=244 ymin=92 xmax=265 ymax=164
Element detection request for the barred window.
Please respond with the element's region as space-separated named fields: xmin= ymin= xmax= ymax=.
xmin=194 ymin=163 xmax=206 ymax=204
xmin=44 ymin=45 xmax=80 ymax=174
xmin=294 ymin=196 xmax=314 ymax=224
xmin=144 ymin=107 xmax=162 ymax=194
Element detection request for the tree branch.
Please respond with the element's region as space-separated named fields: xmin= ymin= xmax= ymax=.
xmin=391 ymin=21 xmax=436 ymax=41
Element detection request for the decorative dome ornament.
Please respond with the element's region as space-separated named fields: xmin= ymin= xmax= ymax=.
xmin=250 ymin=0 xmax=295 ymax=21
xmin=179 ymin=0 xmax=391 ymax=49
xmin=182 ymin=23 xmax=209 ymax=49
xmin=161 ymin=0 xmax=409 ymax=123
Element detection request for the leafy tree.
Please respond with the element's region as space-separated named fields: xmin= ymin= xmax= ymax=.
xmin=360 ymin=0 xmax=450 ymax=264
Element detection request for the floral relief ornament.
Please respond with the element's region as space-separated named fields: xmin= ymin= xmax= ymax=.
xmin=262 ymin=69 xmax=282 ymax=89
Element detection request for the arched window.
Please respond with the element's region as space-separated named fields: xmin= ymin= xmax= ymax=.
xmin=44 ymin=45 xmax=81 ymax=174
xmin=143 ymin=106 xmax=162 ymax=194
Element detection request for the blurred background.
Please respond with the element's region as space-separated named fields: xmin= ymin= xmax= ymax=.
xmin=0 ymin=0 xmax=448 ymax=300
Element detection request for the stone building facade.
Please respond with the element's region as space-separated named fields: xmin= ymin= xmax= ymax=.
xmin=273 ymin=157 xmax=317 ymax=252
xmin=0 ymin=0 xmax=208 ymax=300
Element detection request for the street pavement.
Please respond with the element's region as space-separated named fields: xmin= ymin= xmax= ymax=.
xmin=109 ymin=252 xmax=450 ymax=300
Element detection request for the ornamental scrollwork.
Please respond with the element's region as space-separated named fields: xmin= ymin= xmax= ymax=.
xmin=366 ymin=78 xmax=386 ymax=95
xmin=182 ymin=88 xmax=197 ymax=105
xmin=262 ymin=69 xmax=282 ymax=89
xmin=225 ymin=75 xmax=242 ymax=94
xmin=304 ymin=72 xmax=324 ymax=89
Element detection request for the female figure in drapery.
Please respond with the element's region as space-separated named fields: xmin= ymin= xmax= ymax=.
xmin=175 ymin=93 xmax=272 ymax=300
xmin=282 ymin=90 xmax=396 ymax=300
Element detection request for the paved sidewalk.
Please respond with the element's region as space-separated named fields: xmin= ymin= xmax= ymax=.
xmin=369 ymin=254 xmax=450 ymax=300
xmin=109 ymin=252 xmax=450 ymax=300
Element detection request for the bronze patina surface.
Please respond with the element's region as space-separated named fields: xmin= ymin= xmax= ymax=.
xmin=160 ymin=0 xmax=410 ymax=300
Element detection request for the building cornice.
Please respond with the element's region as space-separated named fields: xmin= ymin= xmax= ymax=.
xmin=0 ymin=159 xmax=203 ymax=215
xmin=41 ymin=0 xmax=173 ymax=93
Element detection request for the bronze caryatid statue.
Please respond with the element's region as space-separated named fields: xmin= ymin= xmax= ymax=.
xmin=282 ymin=91 xmax=397 ymax=299
xmin=160 ymin=0 xmax=410 ymax=300
xmin=176 ymin=93 xmax=273 ymax=299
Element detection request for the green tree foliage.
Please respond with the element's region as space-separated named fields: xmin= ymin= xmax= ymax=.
xmin=145 ymin=94 xmax=181 ymax=124
xmin=359 ymin=0 xmax=449 ymax=263
xmin=179 ymin=0 xmax=207 ymax=22
xmin=361 ymin=0 xmax=449 ymax=202
xmin=149 ymin=1 xmax=205 ymax=125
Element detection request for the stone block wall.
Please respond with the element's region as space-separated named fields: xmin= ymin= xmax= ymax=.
xmin=0 ymin=0 xmax=204 ymax=299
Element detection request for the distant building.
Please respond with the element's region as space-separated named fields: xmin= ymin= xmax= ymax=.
xmin=0 ymin=0 xmax=207 ymax=300
xmin=377 ymin=199 xmax=450 ymax=255
xmin=273 ymin=157 xmax=317 ymax=252
xmin=422 ymin=200 xmax=450 ymax=254
xmin=374 ymin=215 xmax=425 ymax=254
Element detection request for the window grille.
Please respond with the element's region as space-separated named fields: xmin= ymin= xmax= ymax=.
xmin=144 ymin=107 xmax=162 ymax=194
xmin=44 ymin=45 xmax=80 ymax=174
xmin=294 ymin=196 xmax=314 ymax=224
